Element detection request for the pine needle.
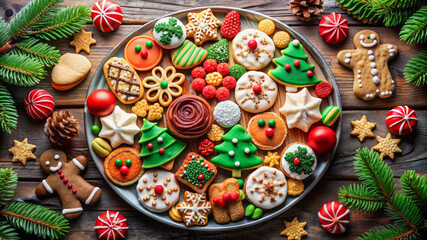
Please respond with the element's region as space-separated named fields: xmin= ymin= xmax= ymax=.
xmin=400 ymin=6 xmax=427 ymax=44
xmin=0 ymin=221 xmax=20 ymax=240
xmin=339 ymin=183 xmax=386 ymax=211
xmin=336 ymin=0 xmax=381 ymax=24
xmin=11 ymin=38 xmax=60 ymax=67
xmin=403 ymin=50 xmax=427 ymax=87
xmin=385 ymin=193 xmax=423 ymax=228
xmin=0 ymin=168 xmax=18 ymax=207
xmin=400 ymin=171 xmax=427 ymax=214
xmin=0 ymin=84 xmax=18 ymax=133
xmin=0 ymin=53 xmax=45 ymax=86
xmin=356 ymin=224 xmax=422 ymax=240
xmin=0 ymin=18 xmax=11 ymax=47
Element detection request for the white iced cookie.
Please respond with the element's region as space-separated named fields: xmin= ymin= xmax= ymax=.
xmin=244 ymin=166 xmax=287 ymax=210
xmin=153 ymin=17 xmax=186 ymax=49
xmin=232 ymin=29 xmax=275 ymax=70
xmin=279 ymin=88 xmax=321 ymax=132
xmin=280 ymin=143 xmax=317 ymax=180
xmin=235 ymin=71 xmax=278 ymax=113
xmin=99 ymin=105 xmax=140 ymax=148
xmin=136 ymin=169 xmax=180 ymax=213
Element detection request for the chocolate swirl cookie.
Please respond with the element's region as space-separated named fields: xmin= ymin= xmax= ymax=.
xmin=166 ymin=95 xmax=213 ymax=139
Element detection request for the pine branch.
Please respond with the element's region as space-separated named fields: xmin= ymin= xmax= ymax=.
xmin=0 ymin=84 xmax=18 ymax=134
xmin=0 ymin=168 xmax=18 ymax=207
xmin=400 ymin=6 xmax=427 ymax=44
xmin=372 ymin=0 xmax=420 ymax=27
xmin=0 ymin=221 xmax=20 ymax=240
xmin=0 ymin=53 xmax=45 ymax=87
xmin=353 ymin=148 xmax=395 ymax=198
xmin=336 ymin=0 xmax=381 ymax=24
xmin=0 ymin=18 xmax=10 ymax=48
xmin=28 ymin=5 xmax=91 ymax=41
xmin=404 ymin=50 xmax=427 ymax=87
xmin=385 ymin=193 xmax=424 ymax=229
xmin=339 ymin=183 xmax=386 ymax=211
xmin=383 ymin=0 xmax=422 ymax=9
xmin=10 ymin=38 xmax=60 ymax=67
xmin=0 ymin=202 xmax=69 ymax=240
xmin=8 ymin=0 xmax=62 ymax=38
xmin=400 ymin=171 xmax=427 ymax=214
xmin=355 ymin=223 xmax=423 ymax=240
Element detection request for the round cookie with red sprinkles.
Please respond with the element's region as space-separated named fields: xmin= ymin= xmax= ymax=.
xmin=222 ymin=76 xmax=236 ymax=89
xmin=192 ymin=78 xmax=206 ymax=92
xmin=217 ymin=63 xmax=230 ymax=76
xmin=192 ymin=67 xmax=206 ymax=79
xmin=216 ymin=87 xmax=230 ymax=101
xmin=202 ymin=85 xmax=217 ymax=99
xmin=204 ymin=59 xmax=218 ymax=72
xmin=315 ymin=81 xmax=332 ymax=98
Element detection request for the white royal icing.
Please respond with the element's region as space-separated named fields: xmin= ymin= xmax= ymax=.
xmin=345 ymin=53 xmax=351 ymax=58
xmin=50 ymin=162 xmax=62 ymax=172
xmin=369 ymin=55 xmax=375 ymax=60
xmin=344 ymin=58 xmax=350 ymax=63
xmin=45 ymin=161 xmax=50 ymax=166
xmin=281 ymin=144 xmax=317 ymax=180
xmin=360 ymin=37 xmax=377 ymax=48
xmin=370 ymin=62 xmax=376 ymax=67
xmin=62 ymin=207 xmax=83 ymax=215
xmin=371 ymin=69 xmax=378 ymax=75
xmin=373 ymin=76 xmax=380 ymax=84
xmin=85 ymin=187 xmax=100 ymax=205
xmin=72 ymin=158 xmax=85 ymax=171
xmin=54 ymin=154 xmax=60 ymax=160
xmin=153 ymin=17 xmax=186 ymax=49
xmin=42 ymin=179 xmax=54 ymax=194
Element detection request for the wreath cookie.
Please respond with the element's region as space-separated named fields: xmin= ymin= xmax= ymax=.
xmin=280 ymin=143 xmax=317 ymax=180
xmin=231 ymin=29 xmax=275 ymax=70
xmin=142 ymin=66 xmax=185 ymax=107
xmin=185 ymin=8 xmax=221 ymax=45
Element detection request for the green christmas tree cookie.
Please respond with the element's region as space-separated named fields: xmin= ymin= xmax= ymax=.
xmin=139 ymin=119 xmax=186 ymax=168
xmin=211 ymin=124 xmax=262 ymax=177
xmin=206 ymin=39 xmax=229 ymax=63
xmin=268 ymin=39 xmax=322 ymax=92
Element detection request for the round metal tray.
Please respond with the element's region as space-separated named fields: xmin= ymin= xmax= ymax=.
xmin=85 ymin=6 xmax=341 ymax=231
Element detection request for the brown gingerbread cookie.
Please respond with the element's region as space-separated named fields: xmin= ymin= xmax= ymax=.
xmin=337 ymin=30 xmax=398 ymax=100
xmin=247 ymin=112 xmax=287 ymax=150
xmin=208 ymin=178 xmax=244 ymax=224
xmin=35 ymin=149 xmax=102 ymax=219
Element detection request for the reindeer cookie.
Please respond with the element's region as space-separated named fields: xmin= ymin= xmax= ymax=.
xmin=35 ymin=149 xmax=102 ymax=219
xmin=337 ymin=30 xmax=398 ymax=100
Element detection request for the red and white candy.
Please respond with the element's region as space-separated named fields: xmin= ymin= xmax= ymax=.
xmin=94 ymin=211 xmax=128 ymax=240
xmin=24 ymin=89 xmax=55 ymax=120
xmin=318 ymin=12 xmax=349 ymax=44
xmin=318 ymin=201 xmax=350 ymax=234
xmin=91 ymin=0 xmax=123 ymax=32
xmin=386 ymin=106 xmax=418 ymax=136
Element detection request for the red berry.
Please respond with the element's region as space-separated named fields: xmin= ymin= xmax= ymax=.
xmin=307 ymin=70 xmax=313 ymax=77
xmin=147 ymin=143 xmax=153 ymax=149
xmin=191 ymin=67 xmax=206 ymax=78
xmin=140 ymin=50 xmax=148 ymax=58
xmin=248 ymin=39 xmax=257 ymax=50
xmin=60 ymin=174 xmax=64 ymax=178
xmin=285 ymin=64 xmax=291 ymax=71
xmin=203 ymin=59 xmax=217 ymax=72
xmin=191 ymin=78 xmax=206 ymax=92
xmin=154 ymin=185 xmax=164 ymax=195
xmin=72 ymin=189 xmax=77 ymax=194
xmin=293 ymin=157 xmax=301 ymax=165
xmin=222 ymin=193 xmax=231 ymax=201
xmin=202 ymin=85 xmax=216 ymax=99
xmin=198 ymin=174 xmax=204 ymax=180
xmin=216 ymin=87 xmax=230 ymax=101
xmin=217 ymin=63 xmax=230 ymax=76
xmin=120 ymin=165 xmax=129 ymax=175
xmin=198 ymin=184 xmax=203 ymax=189
xmin=57 ymin=170 xmax=62 ymax=174
xmin=68 ymin=183 xmax=73 ymax=188
xmin=265 ymin=127 xmax=274 ymax=137
xmin=159 ymin=148 xmax=165 ymax=154
xmin=220 ymin=10 xmax=241 ymax=39
xmin=218 ymin=198 xmax=226 ymax=207
xmin=231 ymin=192 xmax=239 ymax=200
xmin=252 ymin=84 xmax=262 ymax=94
xmin=63 ymin=178 xmax=68 ymax=183
xmin=294 ymin=60 xmax=300 ymax=67
xmin=212 ymin=198 xmax=220 ymax=205
xmin=222 ymin=76 xmax=236 ymax=89
xmin=315 ymin=81 xmax=332 ymax=98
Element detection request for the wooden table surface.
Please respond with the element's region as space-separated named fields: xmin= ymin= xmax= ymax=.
xmin=1 ymin=0 xmax=426 ymax=239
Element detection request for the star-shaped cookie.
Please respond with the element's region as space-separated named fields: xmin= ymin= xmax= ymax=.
xmin=373 ymin=133 xmax=402 ymax=160
xmin=280 ymin=217 xmax=308 ymax=240
xmin=350 ymin=115 xmax=376 ymax=142
xmin=70 ymin=29 xmax=96 ymax=54
xmin=9 ymin=138 xmax=36 ymax=166
xmin=185 ymin=8 xmax=221 ymax=45
xmin=279 ymin=88 xmax=321 ymax=132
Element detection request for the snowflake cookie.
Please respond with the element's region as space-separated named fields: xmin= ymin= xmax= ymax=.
xmin=177 ymin=191 xmax=212 ymax=226
xmin=185 ymin=9 xmax=221 ymax=45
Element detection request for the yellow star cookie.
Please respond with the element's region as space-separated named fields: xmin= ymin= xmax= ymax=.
xmin=280 ymin=217 xmax=308 ymax=240
xmin=350 ymin=115 xmax=376 ymax=142
xmin=264 ymin=151 xmax=280 ymax=167
xmin=9 ymin=138 xmax=36 ymax=166
xmin=70 ymin=29 xmax=96 ymax=54
xmin=372 ymin=133 xmax=402 ymax=160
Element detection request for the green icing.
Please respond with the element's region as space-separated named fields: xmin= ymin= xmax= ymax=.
xmin=211 ymin=124 xmax=262 ymax=177
xmin=140 ymin=131 xmax=176 ymax=157
xmin=180 ymin=155 xmax=215 ymax=187
xmin=173 ymin=40 xmax=189 ymax=62
xmin=229 ymin=64 xmax=246 ymax=79
xmin=154 ymin=17 xmax=184 ymax=45
xmin=206 ymin=39 xmax=229 ymax=63
xmin=284 ymin=146 xmax=315 ymax=175
xmin=281 ymin=41 xmax=308 ymax=60
xmin=172 ymin=40 xmax=206 ymax=68
xmin=181 ymin=44 xmax=196 ymax=67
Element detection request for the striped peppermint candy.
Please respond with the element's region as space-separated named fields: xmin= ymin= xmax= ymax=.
xmin=91 ymin=0 xmax=123 ymax=32
xmin=24 ymin=89 xmax=55 ymax=120
xmin=318 ymin=12 xmax=349 ymax=44
xmin=94 ymin=211 xmax=128 ymax=240
xmin=318 ymin=201 xmax=350 ymax=234
xmin=386 ymin=106 xmax=418 ymax=136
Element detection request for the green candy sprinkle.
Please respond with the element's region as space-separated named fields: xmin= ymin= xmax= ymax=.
xmin=146 ymin=40 xmax=153 ymax=48
xmin=245 ymin=204 xmax=255 ymax=217
xmin=206 ymin=39 xmax=229 ymax=63
xmin=268 ymin=120 xmax=276 ymax=128
xmin=181 ymin=155 xmax=215 ymax=186
xmin=115 ymin=159 xmax=122 ymax=166
xmin=257 ymin=119 xmax=265 ymax=127
xmin=91 ymin=124 xmax=100 ymax=135
xmin=367 ymin=35 xmax=370 ymax=39
xmin=160 ymin=80 xmax=168 ymax=89
xmin=125 ymin=159 xmax=132 ymax=166
xmin=239 ymin=189 xmax=245 ymax=200
xmin=135 ymin=45 xmax=142 ymax=52
xmin=252 ymin=208 xmax=263 ymax=219
xmin=237 ymin=178 xmax=244 ymax=188
xmin=229 ymin=64 xmax=246 ymax=79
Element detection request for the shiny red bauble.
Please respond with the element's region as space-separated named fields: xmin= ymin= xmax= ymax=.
xmin=91 ymin=0 xmax=123 ymax=32
xmin=308 ymin=126 xmax=337 ymax=154
xmin=386 ymin=106 xmax=417 ymax=136
xmin=252 ymin=84 xmax=262 ymax=94
xmin=86 ymin=89 xmax=116 ymax=117
xmin=248 ymin=39 xmax=257 ymax=50
xmin=154 ymin=185 xmax=164 ymax=195
xmin=119 ymin=165 xmax=129 ymax=175
xmin=24 ymin=89 xmax=55 ymax=120
xmin=94 ymin=211 xmax=128 ymax=240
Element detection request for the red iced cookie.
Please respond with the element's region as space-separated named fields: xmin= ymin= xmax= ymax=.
xmin=315 ymin=81 xmax=332 ymax=98
xmin=124 ymin=36 xmax=163 ymax=71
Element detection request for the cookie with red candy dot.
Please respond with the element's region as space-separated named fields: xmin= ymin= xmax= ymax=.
xmin=191 ymin=78 xmax=206 ymax=92
xmin=217 ymin=63 xmax=230 ymax=76
xmin=24 ymin=89 xmax=55 ymax=120
xmin=220 ymin=10 xmax=241 ymax=39
xmin=386 ymin=106 xmax=418 ymax=136
xmin=94 ymin=210 xmax=128 ymax=240
xmin=315 ymin=81 xmax=332 ymax=98
xmin=91 ymin=0 xmax=123 ymax=32
xmin=216 ymin=87 xmax=230 ymax=101
xmin=202 ymin=85 xmax=216 ymax=99
xmin=192 ymin=67 xmax=206 ymax=79
xmin=198 ymin=139 xmax=215 ymax=156
xmin=222 ymin=76 xmax=236 ymax=89
xmin=318 ymin=13 xmax=349 ymax=44
xmin=318 ymin=201 xmax=350 ymax=234
xmin=203 ymin=59 xmax=218 ymax=72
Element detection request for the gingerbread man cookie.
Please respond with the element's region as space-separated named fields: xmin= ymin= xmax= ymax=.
xmin=208 ymin=178 xmax=244 ymax=224
xmin=337 ymin=30 xmax=398 ymax=100
xmin=35 ymin=149 xmax=102 ymax=219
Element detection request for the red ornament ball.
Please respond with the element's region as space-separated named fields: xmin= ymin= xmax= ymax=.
xmin=293 ymin=157 xmax=301 ymax=165
xmin=154 ymin=185 xmax=164 ymax=195
xmin=95 ymin=211 xmax=128 ymax=240
xmin=24 ymin=89 xmax=55 ymax=120
xmin=307 ymin=70 xmax=313 ymax=77
xmin=315 ymin=81 xmax=332 ymax=98
xmin=217 ymin=63 xmax=230 ymax=76
xmin=318 ymin=201 xmax=350 ymax=234
xmin=202 ymin=85 xmax=216 ymax=99
xmin=294 ymin=60 xmax=300 ymax=67
xmin=218 ymin=198 xmax=226 ymax=207
xmin=230 ymin=191 xmax=239 ymax=200
xmin=252 ymin=84 xmax=262 ymax=94
xmin=265 ymin=127 xmax=274 ymax=137
xmin=72 ymin=189 xmax=77 ymax=194
xmin=191 ymin=67 xmax=206 ymax=79
xmin=222 ymin=192 xmax=231 ymax=201
xmin=140 ymin=50 xmax=148 ymax=58
xmin=212 ymin=198 xmax=220 ymax=205
xmin=222 ymin=76 xmax=236 ymax=89
xmin=87 ymin=89 xmax=116 ymax=117
xmin=147 ymin=143 xmax=153 ymax=149
xmin=308 ymin=126 xmax=337 ymax=154
xmin=203 ymin=59 xmax=217 ymax=72
xmin=248 ymin=39 xmax=257 ymax=50
xmin=386 ymin=106 xmax=418 ymax=136
xmin=216 ymin=87 xmax=230 ymax=101
xmin=119 ymin=165 xmax=129 ymax=175
xmin=318 ymin=12 xmax=349 ymax=44
xmin=191 ymin=78 xmax=206 ymax=92
xmin=159 ymin=148 xmax=165 ymax=154
xmin=198 ymin=184 xmax=203 ymax=189
xmin=198 ymin=174 xmax=204 ymax=180
xmin=91 ymin=0 xmax=123 ymax=32
xmin=284 ymin=64 xmax=291 ymax=71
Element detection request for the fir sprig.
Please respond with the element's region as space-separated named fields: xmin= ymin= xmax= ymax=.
xmin=0 ymin=18 xmax=10 ymax=47
xmin=356 ymin=224 xmax=423 ymax=240
xmin=400 ymin=170 xmax=427 ymax=213
xmin=1 ymin=202 xmax=69 ymax=240
xmin=0 ymin=54 xmax=45 ymax=86
xmin=0 ymin=84 xmax=18 ymax=134
xmin=403 ymin=50 xmax=427 ymax=87
xmin=11 ymin=38 xmax=60 ymax=67
xmin=336 ymin=0 xmax=380 ymax=24
xmin=339 ymin=184 xmax=386 ymax=211
xmin=400 ymin=6 xmax=427 ymax=44
xmin=0 ymin=168 xmax=18 ymax=207
xmin=0 ymin=221 xmax=20 ymax=240
xmin=386 ymin=193 xmax=423 ymax=228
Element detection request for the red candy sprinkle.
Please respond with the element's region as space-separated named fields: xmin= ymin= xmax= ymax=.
xmin=198 ymin=184 xmax=203 ymax=189
xmin=252 ymin=84 xmax=262 ymax=94
xmin=147 ymin=143 xmax=153 ymax=149
xmin=68 ymin=183 xmax=73 ymax=188
xmin=293 ymin=157 xmax=301 ymax=165
xmin=222 ymin=76 xmax=236 ymax=89
xmin=154 ymin=185 xmax=164 ymax=195
xmin=307 ymin=70 xmax=313 ymax=77
xmin=222 ymin=193 xmax=231 ymax=201
xmin=248 ymin=39 xmax=257 ymax=50
xmin=198 ymin=139 xmax=215 ymax=156
xmin=216 ymin=87 xmax=230 ymax=101
xmin=120 ymin=165 xmax=129 ymax=175
xmin=72 ymin=189 xmax=77 ymax=194
xmin=198 ymin=174 xmax=204 ymax=180
xmin=57 ymin=170 xmax=62 ymax=174
xmin=217 ymin=63 xmax=230 ymax=76
xmin=207 ymin=168 xmax=212 ymax=172
xmin=191 ymin=67 xmax=206 ymax=79
xmin=140 ymin=50 xmax=148 ymax=58
xmin=265 ymin=127 xmax=274 ymax=137
xmin=60 ymin=174 xmax=64 ymax=178
xmin=218 ymin=198 xmax=226 ymax=207
xmin=63 ymin=178 xmax=68 ymax=183
xmin=315 ymin=81 xmax=332 ymax=98
xmin=203 ymin=59 xmax=217 ymax=72
xmin=191 ymin=78 xmax=206 ymax=92
xmin=231 ymin=191 xmax=239 ymax=200
xmin=159 ymin=148 xmax=165 ymax=154
xmin=202 ymin=85 xmax=216 ymax=99
xmin=294 ymin=60 xmax=300 ymax=67
xmin=284 ymin=64 xmax=291 ymax=71
xmin=212 ymin=198 xmax=220 ymax=205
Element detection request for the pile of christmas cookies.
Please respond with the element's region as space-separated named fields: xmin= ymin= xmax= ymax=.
xmin=86 ymin=9 xmax=340 ymax=227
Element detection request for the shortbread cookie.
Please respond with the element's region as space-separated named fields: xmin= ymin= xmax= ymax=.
xmin=51 ymin=53 xmax=91 ymax=91
xmin=177 ymin=191 xmax=212 ymax=226
xmin=124 ymin=36 xmax=163 ymax=71
xmin=185 ymin=9 xmax=221 ymax=45
xmin=104 ymin=147 xmax=144 ymax=186
xmin=69 ymin=29 xmax=96 ymax=54
xmin=232 ymin=29 xmax=275 ymax=70
xmin=372 ymin=133 xmax=402 ymax=160
xmin=247 ymin=112 xmax=287 ymax=150
xmin=9 ymin=138 xmax=36 ymax=166
xmin=280 ymin=143 xmax=317 ymax=180
xmin=350 ymin=115 xmax=376 ymax=142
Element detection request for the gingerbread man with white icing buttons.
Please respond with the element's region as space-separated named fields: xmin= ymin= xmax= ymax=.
xmin=35 ymin=149 xmax=102 ymax=219
xmin=337 ymin=30 xmax=398 ymax=100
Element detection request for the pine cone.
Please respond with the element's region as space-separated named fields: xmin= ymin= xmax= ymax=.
xmin=44 ymin=110 xmax=80 ymax=146
xmin=290 ymin=0 xmax=325 ymax=22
